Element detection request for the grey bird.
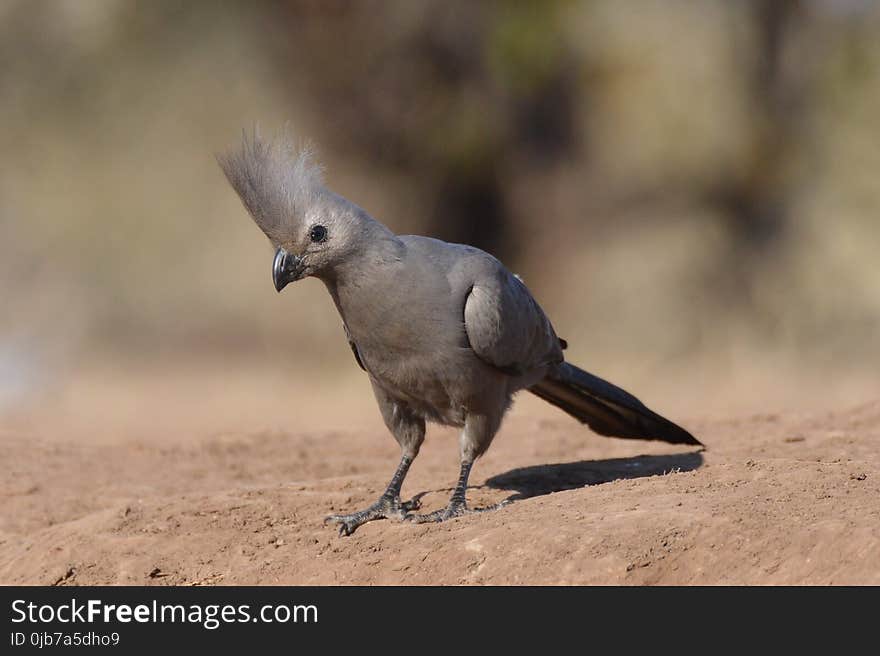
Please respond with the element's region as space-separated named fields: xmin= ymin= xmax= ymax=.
xmin=218 ymin=132 xmax=700 ymax=536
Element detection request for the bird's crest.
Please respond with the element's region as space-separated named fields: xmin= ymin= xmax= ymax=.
xmin=217 ymin=129 xmax=326 ymax=246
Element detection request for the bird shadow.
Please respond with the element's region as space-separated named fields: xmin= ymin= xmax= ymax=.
xmin=482 ymin=451 xmax=704 ymax=504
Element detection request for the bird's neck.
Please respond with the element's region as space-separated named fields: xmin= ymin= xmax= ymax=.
xmin=318 ymin=219 xmax=405 ymax=324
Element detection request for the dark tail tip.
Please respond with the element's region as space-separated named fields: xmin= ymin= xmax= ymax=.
xmin=664 ymin=422 xmax=703 ymax=447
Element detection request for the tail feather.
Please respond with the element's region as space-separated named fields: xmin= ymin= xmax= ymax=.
xmin=530 ymin=363 xmax=701 ymax=446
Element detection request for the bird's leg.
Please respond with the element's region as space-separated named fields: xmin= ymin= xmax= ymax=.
xmin=407 ymin=458 xmax=476 ymax=523
xmin=324 ymin=453 xmax=419 ymax=536
xmin=408 ymin=411 xmax=505 ymax=524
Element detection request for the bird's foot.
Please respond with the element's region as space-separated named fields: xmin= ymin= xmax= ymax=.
xmin=406 ymin=498 xmax=506 ymax=524
xmin=324 ymin=495 xmax=421 ymax=536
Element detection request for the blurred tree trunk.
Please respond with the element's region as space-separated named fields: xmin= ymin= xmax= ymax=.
xmin=710 ymin=0 xmax=809 ymax=302
xmin=269 ymin=0 xmax=576 ymax=262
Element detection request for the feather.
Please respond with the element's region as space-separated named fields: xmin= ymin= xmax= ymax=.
xmin=217 ymin=128 xmax=326 ymax=246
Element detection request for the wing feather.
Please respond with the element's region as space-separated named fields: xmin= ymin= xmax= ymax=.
xmin=463 ymin=271 xmax=562 ymax=375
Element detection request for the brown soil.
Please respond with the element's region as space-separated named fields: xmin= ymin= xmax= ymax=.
xmin=2 ymin=366 xmax=878 ymax=585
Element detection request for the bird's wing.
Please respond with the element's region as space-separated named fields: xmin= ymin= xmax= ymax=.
xmin=343 ymin=323 xmax=366 ymax=372
xmin=463 ymin=268 xmax=563 ymax=376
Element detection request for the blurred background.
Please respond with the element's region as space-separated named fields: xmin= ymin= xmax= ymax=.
xmin=2 ymin=0 xmax=879 ymax=440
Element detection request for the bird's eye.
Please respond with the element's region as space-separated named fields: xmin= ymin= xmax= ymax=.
xmin=309 ymin=225 xmax=328 ymax=243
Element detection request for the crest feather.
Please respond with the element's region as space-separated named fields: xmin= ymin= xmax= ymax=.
xmin=217 ymin=129 xmax=325 ymax=245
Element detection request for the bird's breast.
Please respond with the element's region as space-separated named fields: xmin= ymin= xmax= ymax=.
xmin=328 ymin=253 xmax=482 ymax=424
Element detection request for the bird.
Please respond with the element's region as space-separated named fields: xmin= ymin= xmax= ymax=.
xmin=218 ymin=131 xmax=701 ymax=536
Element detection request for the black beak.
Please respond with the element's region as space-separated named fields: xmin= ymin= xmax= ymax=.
xmin=272 ymin=247 xmax=305 ymax=293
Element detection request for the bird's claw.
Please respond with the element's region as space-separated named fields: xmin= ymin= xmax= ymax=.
xmin=405 ymin=499 xmax=509 ymax=524
xmin=336 ymin=521 xmax=356 ymax=537
xmin=406 ymin=501 xmax=469 ymax=524
xmin=324 ymin=494 xmax=422 ymax=536
xmin=324 ymin=509 xmax=382 ymax=536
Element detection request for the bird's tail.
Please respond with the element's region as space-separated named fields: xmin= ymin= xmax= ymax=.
xmin=529 ymin=362 xmax=701 ymax=446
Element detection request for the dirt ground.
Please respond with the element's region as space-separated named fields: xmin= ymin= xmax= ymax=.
xmin=1 ymin=362 xmax=878 ymax=585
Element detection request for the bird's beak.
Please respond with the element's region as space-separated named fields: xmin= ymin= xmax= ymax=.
xmin=272 ymin=247 xmax=305 ymax=293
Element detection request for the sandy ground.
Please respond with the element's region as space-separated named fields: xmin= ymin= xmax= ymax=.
xmin=1 ymin=362 xmax=878 ymax=585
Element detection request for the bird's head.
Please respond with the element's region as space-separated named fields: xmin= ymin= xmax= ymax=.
xmin=218 ymin=130 xmax=379 ymax=291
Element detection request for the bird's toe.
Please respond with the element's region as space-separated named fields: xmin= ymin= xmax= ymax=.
xmin=405 ymin=499 xmax=509 ymax=524
xmin=324 ymin=496 xmax=414 ymax=536
xmin=400 ymin=496 xmax=422 ymax=513
xmin=406 ymin=504 xmax=465 ymax=524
